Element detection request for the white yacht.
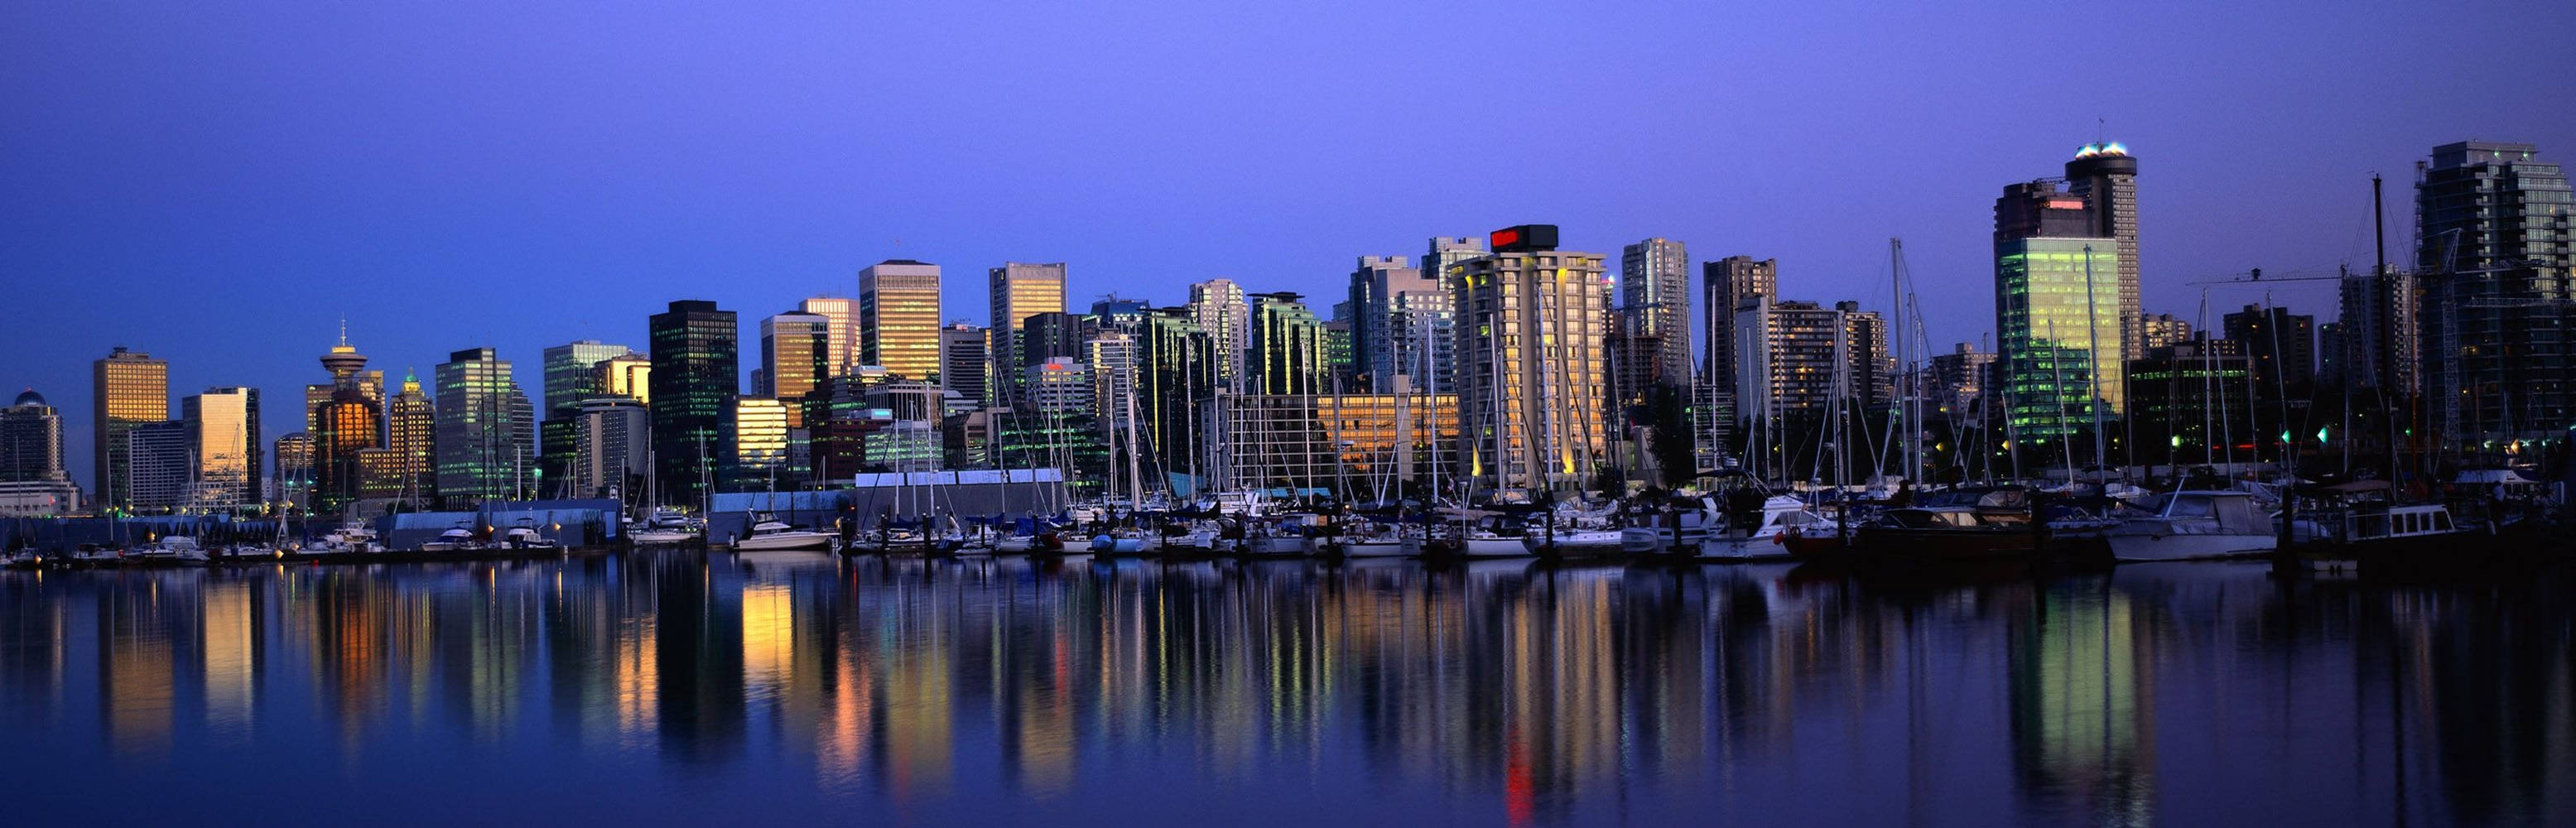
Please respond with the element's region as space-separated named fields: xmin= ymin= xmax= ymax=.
xmin=128 ymin=536 xmax=211 ymax=566
xmin=730 ymin=520 xmax=838 ymax=552
xmin=421 ymin=522 xmax=481 ymax=551
xmin=311 ymin=522 xmax=383 ymax=554
xmin=497 ymin=519 xmax=561 ymax=551
xmin=1620 ymin=494 xmax=1823 ymax=557
xmin=2107 ymin=490 xmax=2277 ymax=561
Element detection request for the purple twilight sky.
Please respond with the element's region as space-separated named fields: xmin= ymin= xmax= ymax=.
xmin=5 ymin=1 xmax=2574 ymax=489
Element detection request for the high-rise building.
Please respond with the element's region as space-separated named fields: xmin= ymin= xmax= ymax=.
xmin=1186 ymin=279 xmax=1249 ymax=390
xmin=1249 ymin=292 xmax=1331 ymax=396
xmin=2338 ymin=266 xmax=2419 ymax=395
xmin=126 ymin=420 xmax=190 ymax=513
xmin=1424 ymin=235 xmax=1489 ymax=291
xmin=1733 ymin=299 xmax=1892 ymax=415
xmin=1136 ymin=308 xmax=1221 ymax=477
xmin=760 ymin=312 xmax=831 ymax=426
xmin=311 ymin=378 xmax=381 ymax=517
xmin=2126 ymin=339 xmax=2252 ymax=468
xmin=1996 ymin=171 xmax=2127 ymax=439
xmin=939 ymin=322 xmax=992 ymax=409
xmin=1223 ymin=392 xmax=1458 ymax=495
xmin=1928 ymin=343 xmax=1998 ymax=416
xmin=593 ymin=353 xmax=651 ymax=404
xmin=273 ymin=431 xmax=314 ymax=510
xmin=1019 ymin=311 xmax=1084 ymax=370
xmin=91 ymin=346 xmax=167 ymax=509
xmin=567 ymin=397 xmax=650 ymax=500
xmin=2223 ymin=303 xmax=2317 ymax=397
xmin=797 ymin=296 xmax=860 ymax=378
xmin=1348 ymin=256 xmax=1456 ymax=394
xmin=1023 ymin=358 xmax=1094 ymax=419
xmin=649 ymin=300 xmax=739 ymax=508
xmin=181 ymin=387 xmax=262 ymax=510
xmin=731 ymin=397 xmax=792 ymax=485
xmin=383 ymin=370 xmax=435 ymax=502
xmin=2135 ymin=312 xmax=2193 ymax=352
xmin=1702 ymin=257 xmax=1777 ymax=395
xmin=1 ymin=389 xmax=67 ymax=484
xmin=1450 ymin=227 xmax=1611 ymax=493
xmin=2066 ymin=143 xmax=2143 ymax=365
xmin=434 ymin=348 xmax=535 ymax=503
xmin=1620 ymin=238 xmax=1693 ymax=386
xmin=537 ymin=340 xmax=628 ymax=498
xmin=1086 ymin=332 xmax=1137 ymax=436
xmin=989 ymin=262 xmax=1067 ymax=399
xmin=859 ymin=260 xmax=942 ymax=381
xmin=2416 ymin=141 xmax=2576 ymax=449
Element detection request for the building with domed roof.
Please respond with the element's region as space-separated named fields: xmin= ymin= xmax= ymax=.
xmin=1 ymin=388 xmax=80 ymax=515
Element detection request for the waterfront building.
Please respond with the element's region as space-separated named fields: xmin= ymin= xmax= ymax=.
xmin=864 ymin=420 xmax=941 ymax=473
xmin=538 ymin=340 xmax=632 ymax=497
xmin=124 ymin=420 xmax=190 ymax=513
xmin=382 ymin=371 xmax=435 ymax=502
xmin=1249 ymin=292 xmax=1330 ymax=396
xmin=989 ymin=262 xmax=1067 ymax=399
xmin=797 ymin=296 xmax=860 ymax=377
xmin=1187 ymin=279 xmax=1249 ymax=390
xmin=311 ymin=384 xmax=381 ymax=516
xmin=1701 ymin=257 xmax=1777 ymax=397
xmin=1734 ymin=299 xmax=1893 ymax=416
xmin=859 ymin=259 xmax=943 ymax=382
xmin=181 ymin=387 xmax=262 ymax=510
xmin=731 ymin=397 xmax=792 ymax=486
xmin=1 ymin=388 xmax=67 ymax=484
xmin=1138 ymin=307 xmax=1221 ymax=479
xmin=273 ymin=431 xmax=313 ymax=510
xmin=2223 ymin=303 xmax=2317 ymax=397
xmin=760 ymin=312 xmax=831 ymax=425
xmin=1089 ymin=296 xmax=1149 ymax=335
xmin=2415 ymin=141 xmax=2576 ymax=450
xmin=564 ymin=397 xmax=650 ymax=500
xmin=2126 ymin=339 xmax=2253 ymax=468
xmin=2338 ymin=266 xmax=2419 ymax=395
xmin=91 ymin=346 xmax=167 ymax=510
xmin=1224 ymin=391 xmax=1458 ymax=496
xmin=939 ymin=322 xmax=992 ymax=409
xmin=1448 ymin=226 xmax=1611 ymax=493
xmin=434 ymin=348 xmax=535 ymax=504
xmin=1019 ymin=310 xmax=1084 ymax=369
xmin=1620 ymin=238 xmax=1694 ymax=387
xmin=649 ymin=300 xmax=738 ymax=508
xmin=1996 ymin=169 xmax=2127 ymax=438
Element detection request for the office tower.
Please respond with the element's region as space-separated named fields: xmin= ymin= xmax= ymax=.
xmin=311 ymin=381 xmax=381 ymax=517
xmin=2416 ymin=141 xmax=2575 ymax=449
xmin=1996 ymin=176 xmax=2126 ymax=439
xmin=1606 ymin=310 xmax=1667 ymax=414
xmin=1348 ymin=256 xmax=1456 ymax=394
xmin=1 ymin=389 xmax=66 ymax=483
xmin=760 ymin=312 xmax=831 ymax=426
xmin=1089 ymin=296 xmax=1150 ymax=335
xmin=731 ymin=397 xmax=791 ymax=484
xmin=537 ymin=340 xmax=630 ymax=495
xmin=126 ymin=421 xmax=190 ymax=512
xmin=1136 ymin=309 xmax=1219 ymax=476
xmin=1248 ymin=292 xmax=1330 ymax=395
xmin=649 ymin=300 xmax=739 ymax=508
xmin=181 ymin=387 xmax=261 ymax=509
xmin=2135 ymin=313 xmax=2193 ymax=352
xmin=1451 ymin=226 xmax=1611 ymax=493
xmin=1019 ymin=311 xmax=1083 ymax=370
xmin=383 ymin=371 xmax=436 ymax=502
xmin=1086 ymin=332 xmax=1136 ymax=436
xmin=2338 ymin=267 xmax=2419 ymax=395
xmin=939 ymin=322 xmax=992 ymax=408
xmin=1023 ymin=358 xmax=1095 ymax=419
xmin=593 ymin=352 xmax=651 ymax=404
xmin=1425 ymin=235 xmax=1489 ymax=290
xmin=92 ymin=346 xmax=168 ymax=509
xmin=567 ymin=397 xmax=650 ymax=500
xmin=2066 ymin=143 xmax=2143 ymax=364
xmin=1325 ymin=315 xmax=1355 ymax=387
xmin=797 ymin=296 xmax=859 ymax=377
xmin=273 ymin=432 xmax=313 ymax=509
xmin=989 ymin=262 xmax=1067 ymax=398
xmin=1733 ymin=299 xmax=1892 ymax=415
xmin=1702 ymin=258 xmax=1778 ymax=394
xmin=434 ymin=348 xmax=535 ymax=503
xmin=859 ymin=259 xmax=942 ymax=380
xmin=1620 ymin=238 xmax=1694 ymax=386
xmin=1186 ymin=279 xmax=1249 ymax=390
xmin=2223 ymin=304 xmax=2317 ymax=397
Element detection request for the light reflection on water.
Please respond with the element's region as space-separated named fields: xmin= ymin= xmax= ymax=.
xmin=0 ymin=553 xmax=2569 ymax=826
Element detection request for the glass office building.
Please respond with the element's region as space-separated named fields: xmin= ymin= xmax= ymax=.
xmin=1996 ymin=238 xmax=2123 ymax=439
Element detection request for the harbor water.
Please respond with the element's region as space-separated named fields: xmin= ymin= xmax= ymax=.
xmin=0 ymin=552 xmax=2567 ymax=826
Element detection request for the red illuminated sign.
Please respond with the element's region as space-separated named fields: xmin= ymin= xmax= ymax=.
xmin=1490 ymin=228 xmax=1521 ymax=248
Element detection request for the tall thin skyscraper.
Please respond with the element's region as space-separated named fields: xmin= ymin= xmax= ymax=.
xmin=434 ymin=349 xmax=533 ymax=503
xmin=940 ymin=322 xmax=992 ymax=408
xmin=1620 ymin=238 xmax=1693 ymax=385
xmin=1248 ymin=292 xmax=1330 ymax=396
xmin=797 ymin=296 xmax=859 ymax=377
xmin=859 ymin=260 xmax=943 ymax=381
xmin=1451 ymin=226 xmax=1611 ymax=493
xmin=2066 ymin=142 xmax=2142 ymax=364
xmin=92 ymin=346 xmax=167 ymax=509
xmin=648 ymin=300 xmax=739 ymax=508
xmin=759 ymin=311 xmax=831 ymax=426
xmin=384 ymin=370 xmax=436 ymax=503
xmin=539 ymin=339 xmax=628 ymax=495
xmin=1701 ymin=258 xmax=1777 ymax=396
xmin=1187 ymin=279 xmax=1249 ymax=391
xmin=2417 ymin=140 xmax=2576 ymax=448
xmin=181 ymin=387 xmax=262 ymax=509
xmin=989 ymin=262 xmax=1067 ymax=400
xmin=311 ymin=335 xmax=383 ymax=516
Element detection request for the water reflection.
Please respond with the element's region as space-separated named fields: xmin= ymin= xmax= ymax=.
xmin=0 ymin=556 xmax=2568 ymax=826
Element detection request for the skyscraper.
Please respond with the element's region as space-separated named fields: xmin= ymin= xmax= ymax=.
xmin=273 ymin=431 xmax=313 ymax=510
xmin=1450 ymin=226 xmax=1611 ymax=493
xmin=568 ymin=397 xmax=650 ymax=500
xmin=731 ymin=397 xmax=791 ymax=485
xmin=434 ymin=348 xmax=534 ymax=503
xmin=1348 ymin=256 xmax=1455 ymax=394
xmin=1996 ymin=172 xmax=2126 ymax=440
xmin=1733 ymin=299 xmax=1893 ymax=415
xmin=797 ymin=296 xmax=859 ymax=377
xmin=1620 ymin=237 xmax=1693 ymax=385
xmin=181 ymin=387 xmax=261 ymax=509
xmin=937 ymin=322 xmax=991 ymax=410
xmin=759 ymin=312 xmax=831 ymax=426
xmin=1424 ymin=235 xmax=1489 ymax=290
xmin=594 ymin=353 xmax=652 ymax=404
xmin=1186 ymin=279 xmax=1249 ymax=391
xmin=1702 ymin=257 xmax=1777 ymax=396
xmin=1248 ymin=292 xmax=1330 ymax=396
xmin=649 ymin=300 xmax=739 ymax=508
xmin=383 ymin=370 xmax=436 ymax=503
xmin=2338 ymin=266 xmax=2418 ymax=396
xmin=2067 ymin=142 xmax=2143 ymax=364
xmin=0 ymin=389 xmax=78 ymax=515
xmin=1136 ymin=308 xmax=1219 ymax=477
xmin=2415 ymin=140 xmax=2575 ymax=449
xmin=859 ymin=260 xmax=942 ymax=381
xmin=2223 ymin=304 xmax=2317 ymax=397
xmin=126 ymin=420 xmax=190 ymax=513
xmin=989 ymin=262 xmax=1067 ymax=399
xmin=1019 ymin=311 xmax=1084 ymax=369
xmin=91 ymin=346 xmax=167 ymax=509
xmin=538 ymin=339 xmax=631 ymax=495
xmin=1086 ymin=332 xmax=1137 ymax=436
xmin=311 ymin=365 xmax=382 ymax=518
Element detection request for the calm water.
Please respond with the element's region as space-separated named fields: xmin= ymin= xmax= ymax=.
xmin=2 ymin=553 xmax=2569 ymax=826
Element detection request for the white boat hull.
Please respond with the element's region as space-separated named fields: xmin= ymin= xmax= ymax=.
xmin=2107 ymin=531 xmax=2275 ymax=561
xmin=732 ymin=532 xmax=837 ymax=551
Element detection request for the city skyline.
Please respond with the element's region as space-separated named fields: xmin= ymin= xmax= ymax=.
xmin=6 ymin=3 xmax=2575 ymax=489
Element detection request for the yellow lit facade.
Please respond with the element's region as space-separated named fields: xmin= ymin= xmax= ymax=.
xmin=1450 ymin=250 xmax=1611 ymax=493
xmin=861 ymin=260 xmax=944 ymax=382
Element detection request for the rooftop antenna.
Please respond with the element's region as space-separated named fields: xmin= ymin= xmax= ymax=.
xmin=338 ymin=315 xmax=349 ymax=347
